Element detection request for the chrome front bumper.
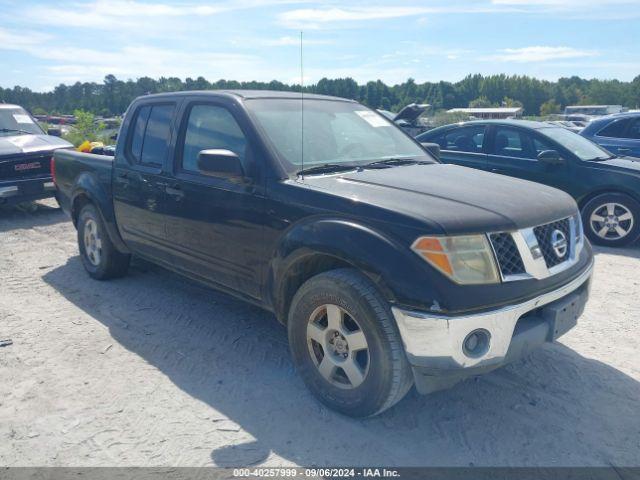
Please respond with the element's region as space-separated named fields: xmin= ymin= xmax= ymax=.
xmin=392 ymin=261 xmax=594 ymax=372
xmin=0 ymin=182 xmax=55 ymax=198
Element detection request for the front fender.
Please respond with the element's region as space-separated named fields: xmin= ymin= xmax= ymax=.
xmin=268 ymin=217 xmax=442 ymax=316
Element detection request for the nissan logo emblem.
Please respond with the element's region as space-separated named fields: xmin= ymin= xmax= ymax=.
xmin=551 ymin=230 xmax=568 ymax=259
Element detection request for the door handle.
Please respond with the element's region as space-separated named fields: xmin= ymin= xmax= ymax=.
xmin=116 ymin=171 xmax=129 ymax=179
xmin=618 ymin=148 xmax=632 ymax=155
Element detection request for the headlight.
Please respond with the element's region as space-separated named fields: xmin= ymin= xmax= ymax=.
xmin=411 ymin=235 xmax=500 ymax=285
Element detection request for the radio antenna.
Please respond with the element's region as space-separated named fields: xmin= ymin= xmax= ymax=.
xmin=300 ymin=30 xmax=304 ymax=180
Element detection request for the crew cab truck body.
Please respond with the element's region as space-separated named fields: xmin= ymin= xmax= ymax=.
xmin=1 ymin=104 xmax=72 ymax=206
xmin=54 ymin=91 xmax=594 ymax=417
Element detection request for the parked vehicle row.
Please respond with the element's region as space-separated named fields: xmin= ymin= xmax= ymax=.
xmin=417 ymin=119 xmax=640 ymax=247
xmin=580 ymin=112 xmax=640 ymax=158
xmin=53 ymin=90 xmax=594 ymax=417
xmin=0 ymin=104 xmax=72 ymax=206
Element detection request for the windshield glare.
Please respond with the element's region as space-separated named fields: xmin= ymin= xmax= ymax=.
xmin=0 ymin=107 xmax=43 ymax=136
xmin=245 ymin=99 xmax=431 ymax=172
xmin=540 ymin=127 xmax=612 ymax=161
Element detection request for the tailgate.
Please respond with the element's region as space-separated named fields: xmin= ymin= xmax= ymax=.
xmin=0 ymin=152 xmax=52 ymax=181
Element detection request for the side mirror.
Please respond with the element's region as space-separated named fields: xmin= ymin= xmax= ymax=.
xmin=110 ymin=132 xmax=118 ymax=141
xmin=197 ymin=149 xmax=244 ymax=179
xmin=537 ymin=150 xmax=563 ymax=165
xmin=47 ymin=127 xmax=62 ymax=137
xmin=421 ymin=142 xmax=440 ymax=161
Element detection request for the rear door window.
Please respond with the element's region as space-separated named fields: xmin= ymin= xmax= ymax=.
xmin=597 ymin=119 xmax=630 ymax=138
xmin=128 ymin=104 xmax=175 ymax=168
xmin=623 ymin=118 xmax=640 ymax=139
xmin=492 ymin=127 xmax=535 ymax=159
xmin=438 ymin=126 xmax=485 ymax=153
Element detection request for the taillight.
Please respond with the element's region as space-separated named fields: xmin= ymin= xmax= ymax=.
xmin=50 ymin=156 xmax=56 ymax=184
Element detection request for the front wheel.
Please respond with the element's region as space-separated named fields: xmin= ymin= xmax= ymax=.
xmin=288 ymin=269 xmax=413 ymax=417
xmin=77 ymin=204 xmax=131 ymax=279
xmin=581 ymin=193 xmax=640 ymax=247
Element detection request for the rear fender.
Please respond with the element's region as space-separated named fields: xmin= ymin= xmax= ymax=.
xmin=72 ymin=173 xmax=130 ymax=254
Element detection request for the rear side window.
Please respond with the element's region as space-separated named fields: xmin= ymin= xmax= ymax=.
xmin=128 ymin=104 xmax=175 ymax=167
xmin=597 ymin=119 xmax=630 ymax=138
xmin=623 ymin=118 xmax=640 ymax=139
xmin=436 ymin=126 xmax=485 ymax=153
xmin=492 ymin=127 xmax=532 ymax=159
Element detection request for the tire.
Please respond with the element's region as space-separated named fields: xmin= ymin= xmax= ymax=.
xmin=287 ymin=268 xmax=413 ymax=417
xmin=581 ymin=193 xmax=640 ymax=247
xmin=77 ymin=204 xmax=130 ymax=280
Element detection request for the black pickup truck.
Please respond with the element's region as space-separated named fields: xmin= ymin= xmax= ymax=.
xmin=54 ymin=91 xmax=594 ymax=417
xmin=0 ymin=104 xmax=72 ymax=206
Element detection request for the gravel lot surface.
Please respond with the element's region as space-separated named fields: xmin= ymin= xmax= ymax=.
xmin=1 ymin=199 xmax=639 ymax=467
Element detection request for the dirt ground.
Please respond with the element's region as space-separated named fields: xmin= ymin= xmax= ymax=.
xmin=0 ymin=199 xmax=639 ymax=467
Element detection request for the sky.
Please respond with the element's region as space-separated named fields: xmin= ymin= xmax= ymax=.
xmin=1 ymin=0 xmax=639 ymax=92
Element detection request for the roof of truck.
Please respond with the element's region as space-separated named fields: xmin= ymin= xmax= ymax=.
xmin=138 ymin=90 xmax=354 ymax=102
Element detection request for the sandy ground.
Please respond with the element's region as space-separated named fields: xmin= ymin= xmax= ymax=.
xmin=0 ymin=199 xmax=639 ymax=467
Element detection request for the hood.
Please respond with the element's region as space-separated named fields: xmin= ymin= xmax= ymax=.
xmin=301 ymin=164 xmax=578 ymax=235
xmin=0 ymin=134 xmax=73 ymax=158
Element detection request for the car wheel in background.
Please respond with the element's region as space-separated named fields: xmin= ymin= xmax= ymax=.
xmin=581 ymin=193 xmax=640 ymax=247
xmin=77 ymin=204 xmax=131 ymax=279
xmin=288 ymin=268 xmax=413 ymax=417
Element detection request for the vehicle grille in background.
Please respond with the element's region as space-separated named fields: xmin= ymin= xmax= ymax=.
xmin=490 ymin=232 xmax=526 ymax=277
xmin=533 ymin=218 xmax=571 ymax=268
xmin=0 ymin=152 xmax=52 ymax=180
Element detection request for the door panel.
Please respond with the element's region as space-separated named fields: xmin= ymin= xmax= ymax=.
xmin=113 ymin=166 xmax=170 ymax=259
xmin=163 ymin=102 xmax=266 ymax=299
xmin=112 ymin=102 xmax=176 ymax=260
xmin=487 ymin=126 xmax=570 ymax=191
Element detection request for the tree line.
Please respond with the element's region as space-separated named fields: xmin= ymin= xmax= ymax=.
xmin=2 ymin=73 xmax=639 ymax=116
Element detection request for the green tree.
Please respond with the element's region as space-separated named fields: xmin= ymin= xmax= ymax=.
xmin=64 ymin=110 xmax=106 ymax=147
xmin=468 ymin=96 xmax=495 ymax=108
xmin=540 ymin=99 xmax=561 ymax=116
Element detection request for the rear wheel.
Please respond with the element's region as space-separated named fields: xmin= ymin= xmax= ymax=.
xmin=581 ymin=193 xmax=640 ymax=247
xmin=288 ymin=269 xmax=413 ymax=417
xmin=78 ymin=204 xmax=130 ymax=279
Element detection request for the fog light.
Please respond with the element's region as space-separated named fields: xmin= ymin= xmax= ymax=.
xmin=463 ymin=329 xmax=491 ymax=358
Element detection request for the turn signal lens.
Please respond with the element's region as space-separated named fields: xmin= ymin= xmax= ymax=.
xmin=411 ymin=235 xmax=500 ymax=285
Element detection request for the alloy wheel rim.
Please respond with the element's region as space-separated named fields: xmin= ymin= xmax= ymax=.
xmin=83 ymin=218 xmax=103 ymax=266
xmin=306 ymin=304 xmax=370 ymax=389
xmin=589 ymin=203 xmax=634 ymax=240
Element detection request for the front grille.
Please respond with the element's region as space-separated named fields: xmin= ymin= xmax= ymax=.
xmin=533 ymin=218 xmax=571 ymax=268
xmin=490 ymin=232 xmax=526 ymax=277
xmin=0 ymin=152 xmax=52 ymax=180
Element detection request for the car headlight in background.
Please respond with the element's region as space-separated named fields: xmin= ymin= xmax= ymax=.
xmin=411 ymin=235 xmax=500 ymax=285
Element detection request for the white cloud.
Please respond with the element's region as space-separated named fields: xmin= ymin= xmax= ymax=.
xmin=21 ymin=0 xmax=309 ymax=29
xmin=279 ymin=6 xmax=438 ymax=28
xmin=263 ymin=36 xmax=332 ymax=46
xmin=487 ymin=46 xmax=598 ymax=63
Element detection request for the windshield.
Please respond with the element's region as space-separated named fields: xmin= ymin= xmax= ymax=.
xmin=539 ymin=126 xmax=613 ymax=161
xmin=0 ymin=107 xmax=44 ymax=136
xmin=245 ymin=98 xmax=432 ymax=173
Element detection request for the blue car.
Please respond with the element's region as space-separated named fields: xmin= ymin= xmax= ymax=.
xmin=580 ymin=112 xmax=640 ymax=158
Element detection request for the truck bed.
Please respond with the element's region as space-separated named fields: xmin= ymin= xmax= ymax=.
xmin=53 ymin=149 xmax=114 ymax=219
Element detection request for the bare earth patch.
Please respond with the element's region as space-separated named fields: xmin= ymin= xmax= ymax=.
xmin=1 ymin=199 xmax=639 ymax=466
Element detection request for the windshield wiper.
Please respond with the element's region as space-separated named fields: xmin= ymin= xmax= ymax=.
xmin=297 ymin=163 xmax=359 ymax=176
xmin=0 ymin=128 xmax=34 ymax=135
xmin=363 ymin=158 xmax=426 ymax=168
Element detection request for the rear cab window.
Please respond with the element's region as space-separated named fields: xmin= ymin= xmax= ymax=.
xmin=126 ymin=103 xmax=176 ymax=169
